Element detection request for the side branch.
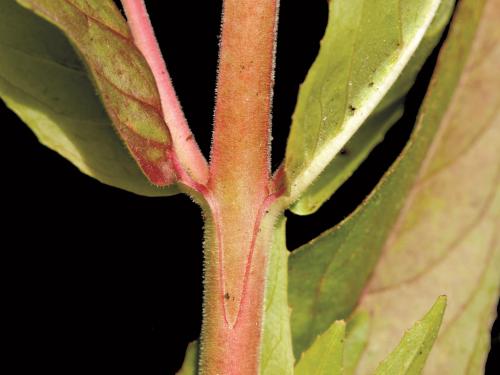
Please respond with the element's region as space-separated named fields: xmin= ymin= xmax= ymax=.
xmin=121 ymin=0 xmax=209 ymax=185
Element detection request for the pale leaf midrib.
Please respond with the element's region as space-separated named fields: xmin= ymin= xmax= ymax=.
xmin=285 ymin=0 xmax=442 ymax=206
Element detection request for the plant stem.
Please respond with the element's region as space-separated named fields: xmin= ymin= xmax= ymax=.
xmin=121 ymin=0 xmax=209 ymax=185
xmin=200 ymin=0 xmax=280 ymax=373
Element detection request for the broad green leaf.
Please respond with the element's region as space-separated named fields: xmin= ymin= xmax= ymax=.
xmin=284 ymin=0 xmax=443 ymax=204
xmin=260 ymin=218 xmax=295 ymax=375
xmin=294 ymin=320 xmax=345 ymax=375
xmin=176 ymin=341 xmax=198 ymax=375
xmin=343 ymin=312 xmax=370 ymax=375
xmin=288 ymin=219 xmax=378 ymax=357
xmin=289 ymin=0 xmax=498 ymax=370
xmin=0 ymin=0 xmax=177 ymax=194
xmin=356 ymin=0 xmax=500 ymax=372
xmin=374 ymin=296 xmax=446 ymax=375
xmin=290 ymin=0 xmax=455 ymax=215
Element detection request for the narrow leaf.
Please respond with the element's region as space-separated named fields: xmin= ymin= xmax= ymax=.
xmin=16 ymin=0 xmax=177 ymax=187
xmin=176 ymin=341 xmax=198 ymax=375
xmin=290 ymin=0 xmax=455 ymax=215
xmin=284 ymin=0 xmax=443 ymax=203
xmin=260 ymin=218 xmax=295 ymax=375
xmin=289 ymin=1 xmax=499 ymax=372
xmin=374 ymin=296 xmax=446 ymax=375
xmin=294 ymin=320 xmax=345 ymax=375
xmin=0 ymin=1 xmax=176 ymax=196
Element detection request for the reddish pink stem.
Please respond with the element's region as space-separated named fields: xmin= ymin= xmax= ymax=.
xmin=121 ymin=0 xmax=209 ymax=185
xmin=123 ymin=2 xmax=280 ymax=373
xmin=200 ymin=0 xmax=280 ymax=373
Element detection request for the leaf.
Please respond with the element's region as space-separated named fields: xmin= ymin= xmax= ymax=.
xmin=294 ymin=320 xmax=345 ymax=375
xmin=343 ymin=312 xmax=370 ymax=375
xmin=374 ymin=296 xmax=446 ymax=375
xmin=288 ymin=0 xmax=499 ymax=370
xmin=2 ymin=0 xmax=178 ymax=192
xmin=288 ymin=219 xmax=376 ymax=357
xmin=284 ymin=0 xmax=444 ymax=204
xmin=176 ymin=341 xmax=198 ymax=375
xmin=355 ymin=0 xmax=500 ymax=372
xmin=260 ymin=218 xmax=295 ymax=374
xmin=290 ymin=0 xmax=455 ymax=215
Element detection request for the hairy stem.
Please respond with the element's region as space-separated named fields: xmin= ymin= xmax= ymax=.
xmin=121 ymin=0 xmax=209 ymax=184
xmin=200 ymin=0 xmax=280 ymax=373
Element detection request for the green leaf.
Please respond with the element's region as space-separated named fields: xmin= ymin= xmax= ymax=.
xmin=374 ymin=296 xmax=446 ymax=375
xmin=284 ymin=0 xmax=444 ymax=204
xmin=290 ymin=0 xmax=455 ymax=215
xmin=260 ymin=218 xmax=295 ymax=375
xmin=176 ymin=341 xmax=198 ymax=375
xmin=343 ymin=312 xmax=370 ymax=375
xmin=294 ymin=320 xmax=345 ymax=375
xmin=289 ymin=0 xmax=499 ymax=370
xmin=0 ymin=0 xmax=177 ymax=194
xmin=356 ymin=0 xmax=500 ymax=372
xmin=288 ymin=218 xmax=375 ymax=357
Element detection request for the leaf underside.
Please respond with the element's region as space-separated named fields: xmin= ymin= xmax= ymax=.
xmin=288 ymin=1 xmax=500 ymax=374
xmin=290 ymin=0 xmax=455 ymax=215
xmin=356 ymin=0 xmax=500 ymax=372
xmin=284 ymin=0 xmax=443 ymax=204
xmin=0 ymin=0 xmax=178 ymax=195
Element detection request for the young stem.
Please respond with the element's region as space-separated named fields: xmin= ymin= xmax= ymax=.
xmin=201 ymin=0 xmax=280 ymax=373
xmin=121 ymin=0 xmax=209 ymax=185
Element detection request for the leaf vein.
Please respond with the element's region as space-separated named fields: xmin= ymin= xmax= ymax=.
xmin=368 ymin=168 xmax=499 ymax=294
xmin=62 ymin=0 xmax=131 ymax=42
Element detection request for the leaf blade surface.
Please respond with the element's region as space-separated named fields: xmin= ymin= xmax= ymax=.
xmin=356 ymin=0 xmax=500 ymax=372
xmin=288 ymin=2 xmax=499 ymax=373
xmin=373 ymin=296 xmax=446 ymax=375
xmin=284 ymin=0 xmax=443 ymax=204
xmin=294 ymin=320 xmax=345 ymax=375
xmin=0 ymin=0 xmax=178 ymax=194
xmin=291 ymin=0 xmax=455 ymax=215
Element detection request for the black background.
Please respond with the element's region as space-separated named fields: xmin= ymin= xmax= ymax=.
xmin=2 ymin=1 xmax=498 ymax=374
